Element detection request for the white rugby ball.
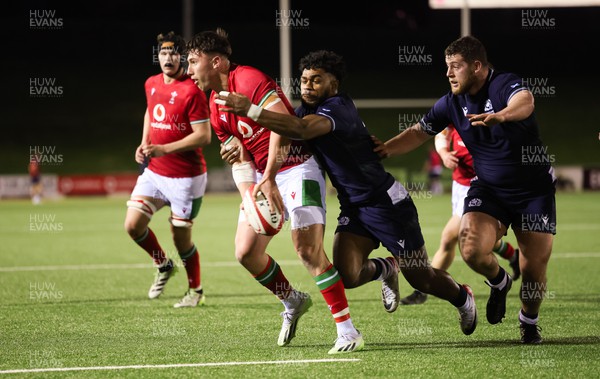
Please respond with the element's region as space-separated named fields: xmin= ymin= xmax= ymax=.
xmin=242 ymin=184 xmax=284 ymax=236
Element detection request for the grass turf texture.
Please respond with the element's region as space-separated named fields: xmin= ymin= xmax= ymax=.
xmin=1 ymin=192 xmax=599 ymax=378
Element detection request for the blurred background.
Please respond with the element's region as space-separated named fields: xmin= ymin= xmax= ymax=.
xmin=4 ymin=0 xmax=600 ymax=197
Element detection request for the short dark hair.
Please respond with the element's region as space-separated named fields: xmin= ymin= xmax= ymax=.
xmin=186 ymin=28 xmax=232 ymax=57
xmin=445 ymin=35 xmax=488 ymax=66
xmin=156 ymin=31 xmax=185 ymax=55
xmin=299 ymin=50 xmax=346 ymax=84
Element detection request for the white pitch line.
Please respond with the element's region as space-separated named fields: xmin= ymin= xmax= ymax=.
xmin=0 ymin=358 xmax=361 ymax=375
xmin=1 ymin=253 xmax=599 ymax=273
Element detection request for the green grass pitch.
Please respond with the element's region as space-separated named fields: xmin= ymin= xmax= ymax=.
xmin=1 ymin=191 xmax=599 ymax=378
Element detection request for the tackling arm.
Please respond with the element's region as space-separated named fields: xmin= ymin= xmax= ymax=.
xmin=376 ymin=123 xmax=433 ymax=158
xmin=215 ymin=91 xmax=332 ymax=140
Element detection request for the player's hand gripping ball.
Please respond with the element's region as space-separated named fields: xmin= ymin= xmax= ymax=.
xmin=242 ymin=184 xmax=284 ymax=236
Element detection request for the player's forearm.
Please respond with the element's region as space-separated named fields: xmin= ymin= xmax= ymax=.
xmin=262 ymin=132 xmax=288 ymax=181
xmin=385 ymin=124 xmax=432 ymax=156
xmin=141 ymin=109 xmax=151 ymax=144
xmin=235 ymin=180 xmax=253 ymax=198
xmin=434 ymin=130 xmax=449 ymax=154
xmin=257 ymin=109 xmax=310 ymax=140
xmin=162 ymin=130 xmax=211 ymax=154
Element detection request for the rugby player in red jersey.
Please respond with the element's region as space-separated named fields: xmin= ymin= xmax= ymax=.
xmin=217 ymin=50 xmax=479 ymax=351
xmin=124 ymin=32 xmax=211 ymax=308
xmin=186 ymin=29 xmax=372 ymax=354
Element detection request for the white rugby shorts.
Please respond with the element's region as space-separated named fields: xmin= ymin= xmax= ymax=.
xmin=238 ymin=156 xmax=326 ymax=230
xmin=451 ymin=180 xmax=470 ymax=217
xmin=131 ymin=169 xmax=207 ymax=220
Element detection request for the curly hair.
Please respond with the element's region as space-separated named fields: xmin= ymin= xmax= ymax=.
xmin=298 ymin=50 xmax=346 ymax=84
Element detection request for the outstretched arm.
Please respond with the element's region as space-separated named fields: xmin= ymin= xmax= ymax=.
xmin=467 ymin=90 xmax=534 ymax=127
xmin=215 ymin=91 xmax=332 ymax=140
xmin=374 ymin=123 xmax=433 ymax=158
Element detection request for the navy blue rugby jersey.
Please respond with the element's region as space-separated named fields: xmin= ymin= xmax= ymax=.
xmin=296 ymin=93 xmax=395 ymax=205
xmin=420 ymin=69 xmax=555 ymax=192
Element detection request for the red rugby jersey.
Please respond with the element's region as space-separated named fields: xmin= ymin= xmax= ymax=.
xmin=144 ymin=73 xmax=209 ymax=178
xmin=209 ymin=64 xmax=309 ymax=173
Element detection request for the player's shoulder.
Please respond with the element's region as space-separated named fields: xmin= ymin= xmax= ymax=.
xmin=230 ymin=64 xmax=278 ymax=103
xmin=177 ymin=75 xmax=203 ymax=93
xmin=434 ymin=91 xmax=454 ymax=110
xmin=490 ymin=70 xmax=523 ymax=89
xmin=231 ymin=64 xmax=272 ymax=89
xmin=321 ymin=93 xmax=354 ymax=110
xmin=231 ymin=64 xmax=269 ymax=80
xmin=491 ymin=69 xmax=521 ymax=81
xmin=145 ymin=73 xmax=162 ymax=87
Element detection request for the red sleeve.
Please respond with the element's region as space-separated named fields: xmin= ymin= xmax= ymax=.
xmin=233 ymin=66 xmax=293 ymax=113
xmin=188 ymin=87 xmax=210 ymax=124
xmin=209 ymin=94 xmax=230 ymax=143
xmin=144 ymin=76 xmax=154 ymax=104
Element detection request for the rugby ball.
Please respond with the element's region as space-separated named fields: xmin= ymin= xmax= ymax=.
xmin=242 ymin=184 xmax=284 ymax=236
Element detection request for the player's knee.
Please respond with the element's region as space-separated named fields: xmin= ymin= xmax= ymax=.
xmin=458 ymin=228 xmax=479 ymax=263
xmin=335 ymin=263 xmax=362 ymax=289
xmin=234 ymin=248 xmax=254 ymax=267
xmin=404 ymin=271 xmax=433 ymax=294
xmin=294 ymin=243 xmax=320 ymax=265
xmin=234 ymin=235 xmax=253 ymax=264
xmin=341 ymin=275 xmax=361 ymax=289
xmin=124 ymin=218 xmax=144 ymax=239
xmin=460 ymin=248 xmax=479 ymax=267
xmin=520 ymin=258 xmax=549 ymax=280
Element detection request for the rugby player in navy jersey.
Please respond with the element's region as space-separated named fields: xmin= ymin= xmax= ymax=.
xmin=215 ymin=50 xmax=478 ymax=346
xmin=376 ymin=36 xmax=555 ymax=344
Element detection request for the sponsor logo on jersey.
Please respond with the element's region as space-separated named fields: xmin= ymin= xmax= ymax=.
xmin=151 ymin=104 xmax=173 ymax=129
xmin=462 ymin=107 xmax=468 ymax=116
xmin=237 ymin=120 xmax=253 ymax=139
xmin=153 ymin=104 xmax=166 ymax=122
xmin=397 ymin=239 xmax=405 ymax=248
xmin=220 ymin=114 xmax=227 ymax=123
xmin=151 ymin=88 xmax=156 ymax=96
